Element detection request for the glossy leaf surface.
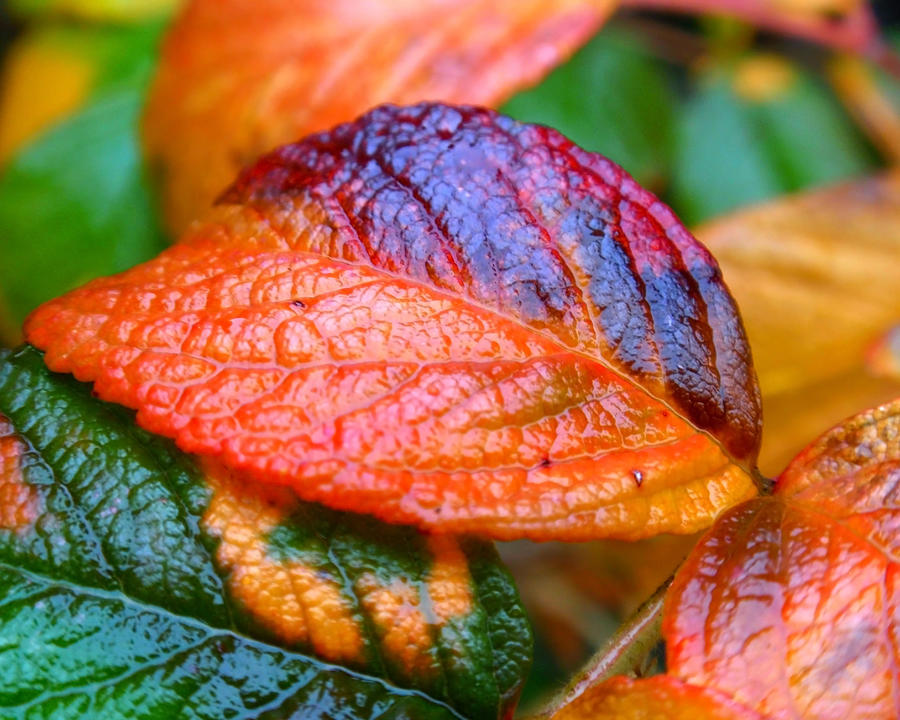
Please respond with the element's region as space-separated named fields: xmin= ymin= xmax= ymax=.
xmin=28 ymin=104 xmax=761 ymax=541
xmin=697 ymin=171 xmax=900 ymax=474
xmin=664 ymin=398 xmax=900 ymax=719
xmin=143 ymin=0 xmax=616 ymax=232
xmin=550 ymin=677 xmax=763 ymax=720
xmin=0 ymin=344 xmax=530 ymax=719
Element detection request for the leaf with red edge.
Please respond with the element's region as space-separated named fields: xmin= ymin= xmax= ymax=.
xmin=143 ymin=0 xmax=617 ymax=232
xmin=663 ymin=397 xmax=900 ymax=719
xmin=26 ymin=103 xmax=761 ymax=541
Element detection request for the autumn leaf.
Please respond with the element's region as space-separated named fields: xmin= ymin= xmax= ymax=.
xmin=26 ymin=103 xmax=761 ymax=541
xmin=550 ymin=676 xmax=763 ymax=720
xmin=661 ymin=397 xmax=900 ymax=719
xmin=697 ymin=172 xmax=900 ymax=474
xmin=142 ymin=0 xmax=617 ymax=232
xmin=546 ymin=396 xmax=900 ymax=719
xmin=0 ymin=344 xmax=530 ymax=719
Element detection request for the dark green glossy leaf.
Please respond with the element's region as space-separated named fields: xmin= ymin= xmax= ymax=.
xmin=671 ymin=59 xmax=874 ymax=225
xmin=501 ymin=28 xmax=675 ymax=190
xmin=0 ymin=22 xmax=168 ymax=338
xmin=0 ymin=345 xmax=531 ymax=719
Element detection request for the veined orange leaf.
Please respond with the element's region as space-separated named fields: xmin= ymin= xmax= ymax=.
xmin=663 ymin=397 xmax=900 ymax=719
xmin=27 ymin=103 xmax=761 ymax=541
xmin=143 ymin=0 xmax=617 ymax=232
xmin=550 ymin=676 xmax=764 ymax=720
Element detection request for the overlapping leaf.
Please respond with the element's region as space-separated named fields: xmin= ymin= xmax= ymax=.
xmin=548 ymin=396 xmax=900 ymax=719
xmin=663 ymin=397 xmax=900 ymax=718
xmin=0 ymin=344 xmax=530 ymax=719
xmin=697 ymin=171 xmax=900 ymax=473
xmin=142 ymin=0 xmax=617 ymax=232
xmin=27 ymin=103 xmax=761 ymax=540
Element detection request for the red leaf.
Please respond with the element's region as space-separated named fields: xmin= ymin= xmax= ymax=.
xmin=27 ymin=104 xmax=761 ymax=540
xmin=664 ymin=398 xmax=900 ymax=719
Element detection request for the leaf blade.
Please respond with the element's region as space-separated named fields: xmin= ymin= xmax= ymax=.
xmin=0 ymin=345 xmax=529 ymax=719
xmin=27 ymin=104 xmax=761 ymax=540
xmin=663 ymin=398 xmax=900 ymax=719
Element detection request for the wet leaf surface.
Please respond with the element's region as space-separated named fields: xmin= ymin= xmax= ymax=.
xmin=27 ymin=103 xmax=761 ymax=540
xmin=664 ymin=398 xmax=900 ymax=719
xmin=0 ymin=344 xmax=530 ymax=719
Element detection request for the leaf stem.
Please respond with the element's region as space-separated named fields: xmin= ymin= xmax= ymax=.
xmin=531 ymin=575 xmax=672 ymax=718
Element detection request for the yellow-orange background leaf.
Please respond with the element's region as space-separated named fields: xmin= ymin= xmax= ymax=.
xmin=697 ymin=172 xmax=900 ymax=474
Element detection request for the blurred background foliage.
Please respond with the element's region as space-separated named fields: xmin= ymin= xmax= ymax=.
xmin=0 ymin=0 xmax=898 ymax=714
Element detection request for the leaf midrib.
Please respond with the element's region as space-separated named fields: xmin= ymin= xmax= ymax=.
xmin=0 ymin=561 xmax=468 ymax=719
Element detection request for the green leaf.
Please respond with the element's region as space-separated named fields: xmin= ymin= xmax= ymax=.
xmin=670 ymin=58 xmax=875 ymax=225
xmin=0 ymin=345 xmax=532 ymax=719
xmin=0 ymin=21 xmax=168 ymax=337
xmin=501 ymin=28 xmax=675 ymax=190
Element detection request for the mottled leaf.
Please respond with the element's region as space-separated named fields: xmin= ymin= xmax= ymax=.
xmin=27 ymin=103 xmax=761 ymax=540
xmin=664 ymin=398 xmax=900 ymax=719
xmin=697 ymin=171 xmax=900 ymax=474
xmin=142 ymin=0 xmax=617 ymax=232
xmin=0 ymin=344 xmax=530 ymax=719
xmin=549 ymin=676 xmax=763 ymax=720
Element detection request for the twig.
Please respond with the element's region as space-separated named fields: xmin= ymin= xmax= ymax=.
xmin=530 ymin=575 xmax=671 ymax=719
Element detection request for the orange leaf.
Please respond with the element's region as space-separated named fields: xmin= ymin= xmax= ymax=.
xmin=550 ymin=676 xmax=764 ymax=720
xmin=143 ymin=0 xmax=616 ymax=233
xmin=27 ymin=103 xmax=761 ymax=540
xmin=697 ymin=172 xmax=900 ymax=475
xmin=664 ymin=398 xmax=900 ymax=719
